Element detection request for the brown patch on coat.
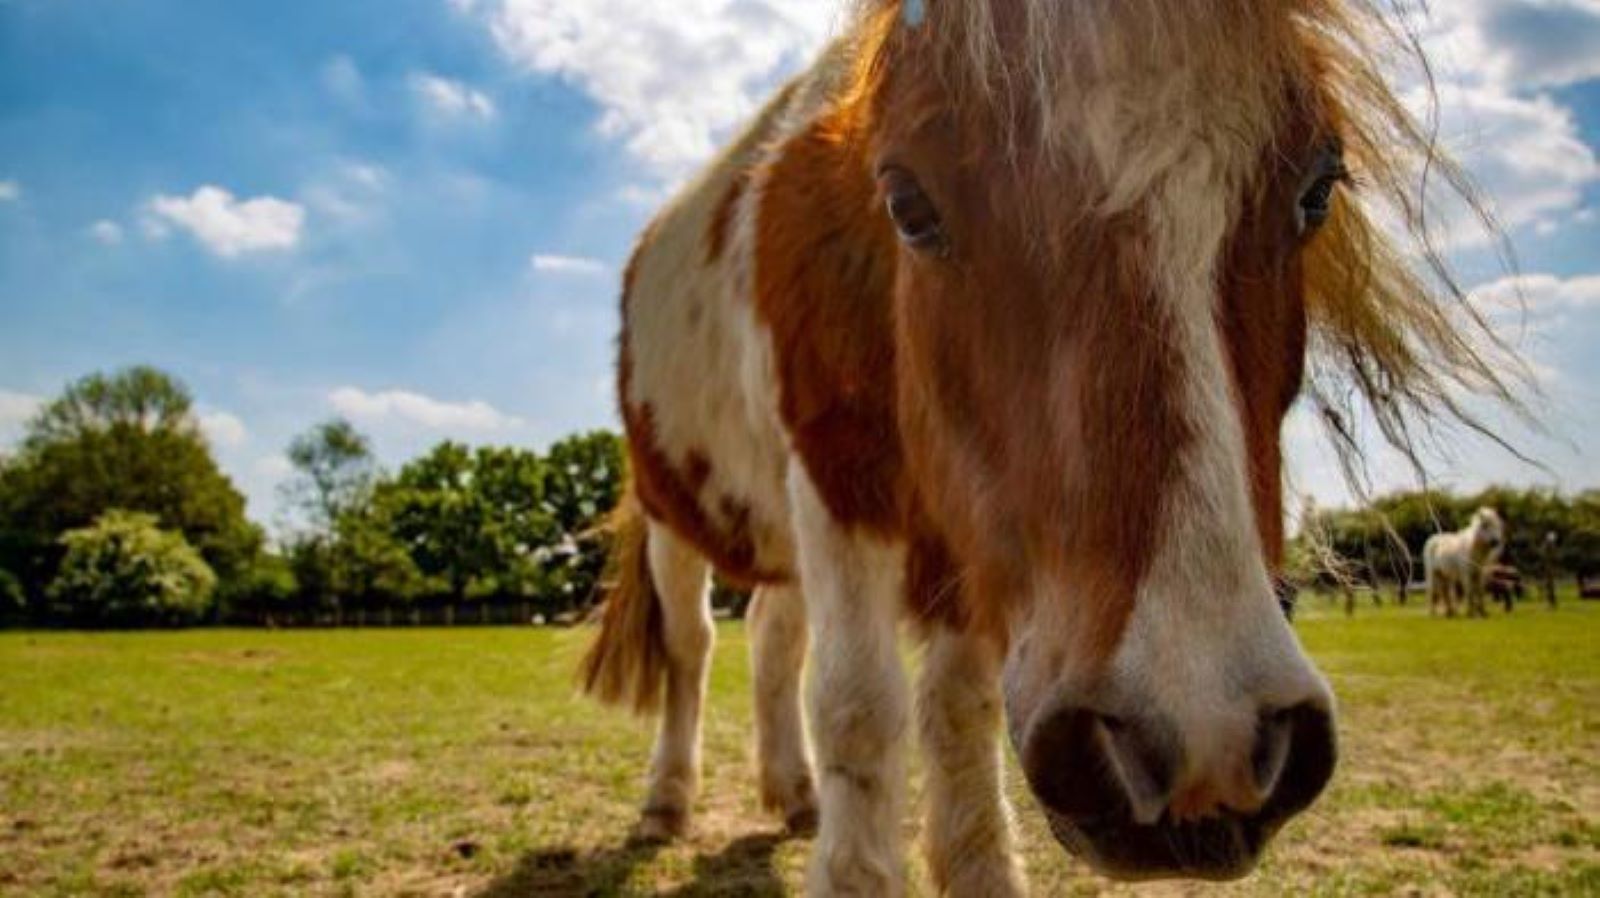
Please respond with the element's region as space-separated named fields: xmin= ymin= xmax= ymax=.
xmin=904 ymin=522 xmax=969 ymax=632
xmin=753 ymin=102 xmax=905 ymax=533
xmin=1219 ymin=242 xmax=1306 ymax=571
xmin=617 ymin=222 xmax=782 ymax=588
xmin=1217 ymin=115 xmax=1323 ymax=569
xmin=621 ymin=402 xmax=779 ymax=589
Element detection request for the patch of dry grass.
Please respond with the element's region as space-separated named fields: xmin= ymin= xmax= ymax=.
xmin=1 ymin=594 xmax=1595 ymax=896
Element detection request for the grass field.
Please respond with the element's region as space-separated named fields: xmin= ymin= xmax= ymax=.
xmin=2 ymin=595 xmax=1597 ymax=896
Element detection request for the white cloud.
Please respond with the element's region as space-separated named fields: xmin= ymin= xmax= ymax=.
xmin=148 ymin=186 xmax=306 ymax=257
xmin=88 ymin=220 xmax=124 ymax=245
xmin=1383 ymin=2 xmax=1600 ymax=246
xmin=198 ymin=411 xmax=249 ymax=449
xmin=1289 ymin=265 xmax=1600 ymax=509
xmin=1425 ymin=83 xmax=1600 ymax=240
xmin=412 ymin=72 xmax=497 ymax=120
xmin=0 ymin=390 xmax=42 ymax=448
xmin=0 ymin=180 xmax=18 ymax=202
xmin=466 ymin=0 xmax=837 ymax=181
xmin=1471 ymin=272 xmax=1600 ymax=314
xmin=329 ymin=387 xmax=522 ymax=432
xmin=531 ymin=253 xmax=606 ymax=275
xmin=1431 ymin=0 xmax=1600 ymax=90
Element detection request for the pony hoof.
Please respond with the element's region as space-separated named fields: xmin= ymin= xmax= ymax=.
xmin=632 ymin=806 xmax=690 ymax=844
xmin=784 ymin=805 xmax=819 ymax=836
xmin=762 ymin=772 xmax=818 ymax=836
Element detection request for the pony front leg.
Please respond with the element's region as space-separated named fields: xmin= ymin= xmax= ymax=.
xmin=919 ymin=625 xmax=1027 ymax=897
xmin=789 ymin=467 xmax=910 ymax=897
xmin=1468 ymin=574 xmax=1488 ymax=619
xmin=1436 ymin=572 xmax=1458 ymax=618
xmin=748 ymin=584 xmax=818 ymax=832
xmin=638 ymin=523 xmax=714 ymax=841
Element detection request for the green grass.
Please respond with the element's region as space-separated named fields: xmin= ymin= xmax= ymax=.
xmin=1 ymin=594 xmax=1596 ymax=896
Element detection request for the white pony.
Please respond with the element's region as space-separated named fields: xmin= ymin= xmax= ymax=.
xmin=1424 ymin=508 xmax=1507 ymax=618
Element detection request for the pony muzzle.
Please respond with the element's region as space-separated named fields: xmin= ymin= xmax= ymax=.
xmin=1015 ymin=698 xmax=1336 ymax=880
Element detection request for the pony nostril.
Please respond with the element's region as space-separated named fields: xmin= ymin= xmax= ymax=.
xmin=1021 ymin=707 xmax=1177 ymax=826
xmin=1261 ymin=702 xmax=1338 ymax=821
xmin=1096 ymin=715 xmax=1176 ymax=826
xmin=1250 ymin=708 xmax=1296 ymax=805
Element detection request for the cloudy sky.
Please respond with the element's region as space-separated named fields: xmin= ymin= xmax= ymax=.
xmin=1 ymin=0 xmax=1597 ymax=528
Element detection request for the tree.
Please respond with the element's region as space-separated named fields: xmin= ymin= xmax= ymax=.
xmin=49 ymin=510 xmax=217 ymax=627
xmin=540 ymin=431 xmax=626 ymax=612
xmin=380 ymin=442 xmax=556 ymax=602
xmin=541 ymin=431 xmax=625 ymax=535
xmin=220 ymin=551 xmax=298 ymax=624
xmin=281 ymin=419 xmax=396 ymax=614
xmin=24 ymin=365 xmax=192 ymax=446
xmin=284 ymin=419 xmax=375 ymax=532
xmin=0 ymin=367 xmax=261 ymax=612
xmin=327 ymin=505 xmax=431 ymax=607
xmin=1564 ymin=491 xmax=1600 ymax=589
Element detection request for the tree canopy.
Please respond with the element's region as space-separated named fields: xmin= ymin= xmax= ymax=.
xmin=380 ymin=442 xmax=556 ymax=601
xmin=0 ymin=367 xmax=262 ymax=615
xmin=284 ymin=419 xmax=376 ymax=532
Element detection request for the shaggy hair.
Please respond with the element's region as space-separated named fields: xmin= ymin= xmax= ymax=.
xmin=847 ymin=0 xmax=1529 ymax=493
xmin=578 ymin=488 xmax=668 ymax=714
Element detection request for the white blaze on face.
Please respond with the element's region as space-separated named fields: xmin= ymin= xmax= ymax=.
xmin=1048 ymin=8 xmax=1330 ymax=797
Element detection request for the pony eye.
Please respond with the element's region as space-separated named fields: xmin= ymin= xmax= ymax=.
xmin=879 ymin=166 xmax=949 ymax=256
xmin=1297 ymin=142 xmax=1348 ymax=236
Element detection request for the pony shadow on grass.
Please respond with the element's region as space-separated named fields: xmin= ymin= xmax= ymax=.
xmin=480 ymin=831 xmax=793 ymax=897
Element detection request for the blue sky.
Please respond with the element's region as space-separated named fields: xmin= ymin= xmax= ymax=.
xmin=1 ymin=0 xmax=1597 ymax=528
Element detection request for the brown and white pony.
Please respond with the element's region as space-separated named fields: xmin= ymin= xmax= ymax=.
xmin=1425 ymin=507 xmax=1508 ymax=619
xmin=581 ymin=0 xmax=1518 ymax=891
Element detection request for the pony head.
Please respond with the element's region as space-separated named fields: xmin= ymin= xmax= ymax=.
xmin=1471 ymin=507 xmax=1507 ymax=554
xmin=844 ymin=0 xmax=1518 ymax=880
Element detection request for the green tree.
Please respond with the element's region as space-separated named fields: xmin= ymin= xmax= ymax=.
xmin=284 ymin=419 xmax=375 ymax=532
xmin=328 ymin=504 xmax=431 ymax=607
xmin=49 ymin=510 xmax=217 ymax=627
xmin=281 ymin=419 xmax=398 ymax=614
xmin=0 ymin=367 xmax=261 ymax=612
xmin=1563 ymin=491 xmax=1600 ymax=588
xmin=541 ymin=431 xmax=624 ymax=534
xmin=221 ymin=551 xmax=298 ymax=624
xmin=380 ymin=442 xmax=556 ymax=602
xmin=540 ymin=431 xmax=625 ymax=611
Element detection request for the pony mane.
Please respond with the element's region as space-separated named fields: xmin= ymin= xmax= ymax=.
xmin=845 ymin=0 xmax=1532 ymax=495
